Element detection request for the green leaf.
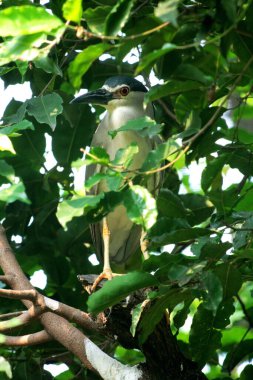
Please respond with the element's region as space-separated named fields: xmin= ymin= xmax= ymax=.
xmin=201 ymin=154 xmax=228 ymax=192
xmin=57 ymin=194 xmax=103 ymax=228
xmin=105 ymin=0 xmax=134 ymax=36
xmin=0 ymin=5 xmax=63 ymax=37
xmin=139 ymin=288 xmax=191 ymax=343
xmin=180 ymin=194 xmax=214 ymax=226
xmin=130 ymin=302 xmax=146 ymax=337
xmin=202 ymin=271 xmax=223 ymax=313
xmin=112 ymin=143 xmax=139 ymax=168
xmin=150 ymin=217 xmax=211 ymax=245
xmin=0 ymin=33 xmax=48 ymax=66
xmin=68 ymin=43 xmax=110 ymax=89
xmin=155 ymin=0 xmax=181 ymax=27
xmin=141 ymin=139 xmax=179 ymax=171
xmin=214 ymin=264 xmax=242 ymax=300
xmin=174 ymin=64 xmax=212 ymax=85
xmin=145 ymin=80 xmax=202 ymax=103
xmin=241 ymin=365 xmax=253 ymax=380
xmin=0 ymin=182 xmax=30 ymax=204
xmin=0 ymin=120 xmax=34 ymax=136
xmin=87 ymin=272 xmax=158 ymax=313
xmin=189 ymin=303 xmax=222 ymax=366
xmin=63 ymin=0 xmax=83 ymax=23
xmin=123 ymin=185 xmax=158 ymax=231
xmin=213 ymin=299 xmax=235 ymax=329
xmin=109 ymin=116 xmax=163 ymax=139
xmin=174 ymin=299 xmax=194 ymax=329
xmin=223 ymin=341 xmax=253 ymax=371
xmin=0 ymin=160 xmax=15 ymax=182
xmin=221 ymin=0 xmax=237 ymax=22
xmin=0 ymin=356 xmax=12 ymax=379
xmin=200 ymin=241 xmax=232 ymax=261
xmin=26 ymin=93 xmax=63 ymax=131
xmin=85 ymin=173 xmax=108 ymax=190
xmin=83 ymin=6 xmax=111 ymax=34
xmin=85 ymin=146 xmax=110 ymax=166
xmin=34 ymin=56 xmax=62 ymax=76
xmin=157 ymin=189 xmax=187 ymax=218
xmin=136 ymin=43 xmax=176 ymax=74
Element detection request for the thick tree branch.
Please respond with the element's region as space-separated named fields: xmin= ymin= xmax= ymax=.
xmin=0 ymin=275 xmax=13 ymax=284
xmin=0 ymin=225 xmax=146 ymax=379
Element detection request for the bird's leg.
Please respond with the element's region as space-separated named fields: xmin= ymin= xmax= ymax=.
xmin=102 ymin=217 xmax=113 ymax=278
xmin=91 ymin=217 xmax=113 ymax=292
xmin=140 ymin=230 xmax=150 ymax=260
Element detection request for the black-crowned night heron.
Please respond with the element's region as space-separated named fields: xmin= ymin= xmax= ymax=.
xmin=72 ymin=76 xmax=159 ymax=289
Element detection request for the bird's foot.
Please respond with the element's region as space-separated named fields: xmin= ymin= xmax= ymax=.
xmin=77 ymin=271 xmax=122 ymax=294
xmin=91 ymin=268 xmax=121 ymax=293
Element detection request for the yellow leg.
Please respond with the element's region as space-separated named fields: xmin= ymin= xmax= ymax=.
xmin=140 ymin=230 xmax=150 ymax=260
xmin=91 ymin=217 xmax=113 ymax=292
xmin=102 ymin=217 xmax=112 ymax=275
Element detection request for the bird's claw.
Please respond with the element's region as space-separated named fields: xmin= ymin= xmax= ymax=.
xmin=91 ymin=268 xmax=114 ymax=293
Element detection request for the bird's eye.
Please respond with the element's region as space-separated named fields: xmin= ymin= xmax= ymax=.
xmin=119 ymin=86 xmax=130 ymax=96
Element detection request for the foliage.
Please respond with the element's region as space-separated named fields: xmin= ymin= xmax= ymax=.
xmin=0 ymin=0 xmax=253 ymax=379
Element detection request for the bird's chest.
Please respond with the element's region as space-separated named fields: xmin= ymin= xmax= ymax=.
xmin=92 ymin=105 xmax=152 ymax=169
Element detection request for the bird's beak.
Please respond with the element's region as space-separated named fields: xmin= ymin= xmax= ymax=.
xmin=71 ymin=88 xmax=114 ymax=105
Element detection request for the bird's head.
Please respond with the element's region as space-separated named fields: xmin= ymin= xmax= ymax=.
xmin=71 ymin=76 xmax=148 ymax=109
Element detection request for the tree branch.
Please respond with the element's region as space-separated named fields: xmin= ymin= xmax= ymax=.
xmin=0 ymin=275 xmax=13 ymax=284
xmin=0 ymin=306 xmax=43 ymax=332
xmin=0 ymin=225 xmax=146 ymax=379
xmin=0 ymin=310 xmax=25 ymax=320
xmin=0 ymin=330 xmax=52 ymax=346
xmin=0 ymin=288 xmax=37 ymax=301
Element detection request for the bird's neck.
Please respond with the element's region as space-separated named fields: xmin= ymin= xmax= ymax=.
xmin=105 ymin=102 xmax=153 ymax=131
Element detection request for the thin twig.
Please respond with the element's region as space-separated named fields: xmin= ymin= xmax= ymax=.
xmin=75 ymin=21 xmax=170 ymax=41
xmin=0 ymin=306 xmax=43 ymax=332
xmin=237 ymin=294 xmax=253 ymax=328
xmin=0 ymin=330 xmax=52 ymax=347
xmin=0 ymin=310 xmax=25 ymax=320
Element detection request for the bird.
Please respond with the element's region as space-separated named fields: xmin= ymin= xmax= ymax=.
xmin=72 ymin=76 xmax=160 ymax=290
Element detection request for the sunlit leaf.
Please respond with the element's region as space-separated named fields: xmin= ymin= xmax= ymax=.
xmin=57 ymin=194 xmax=103 ymax=228
xmin=123 ymin=185 xmax=158 ymax=231
xmin=0 ymin=136 xmax=15 ymax=154
xmin=63 ymin=0 xmax=83 ymax=23
xmin=0 ymin=160 xmax=15 ymax=182
xmin=112 ymin=143 xmax=139 ymax=168
xmin=0 ymin=182 xmax=30 ymax=204
xmin=0 ymin=33 xmax=48 ymax=66
xmin=0 ymin=356 xmax=12 ymax=379
xmin=109 ymin=117 xmax=163 ymax=139
xmin=155 ymin=0 xmax=181 ymax=26
xmin=0 ymin=5 xmax=63 ymax=37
